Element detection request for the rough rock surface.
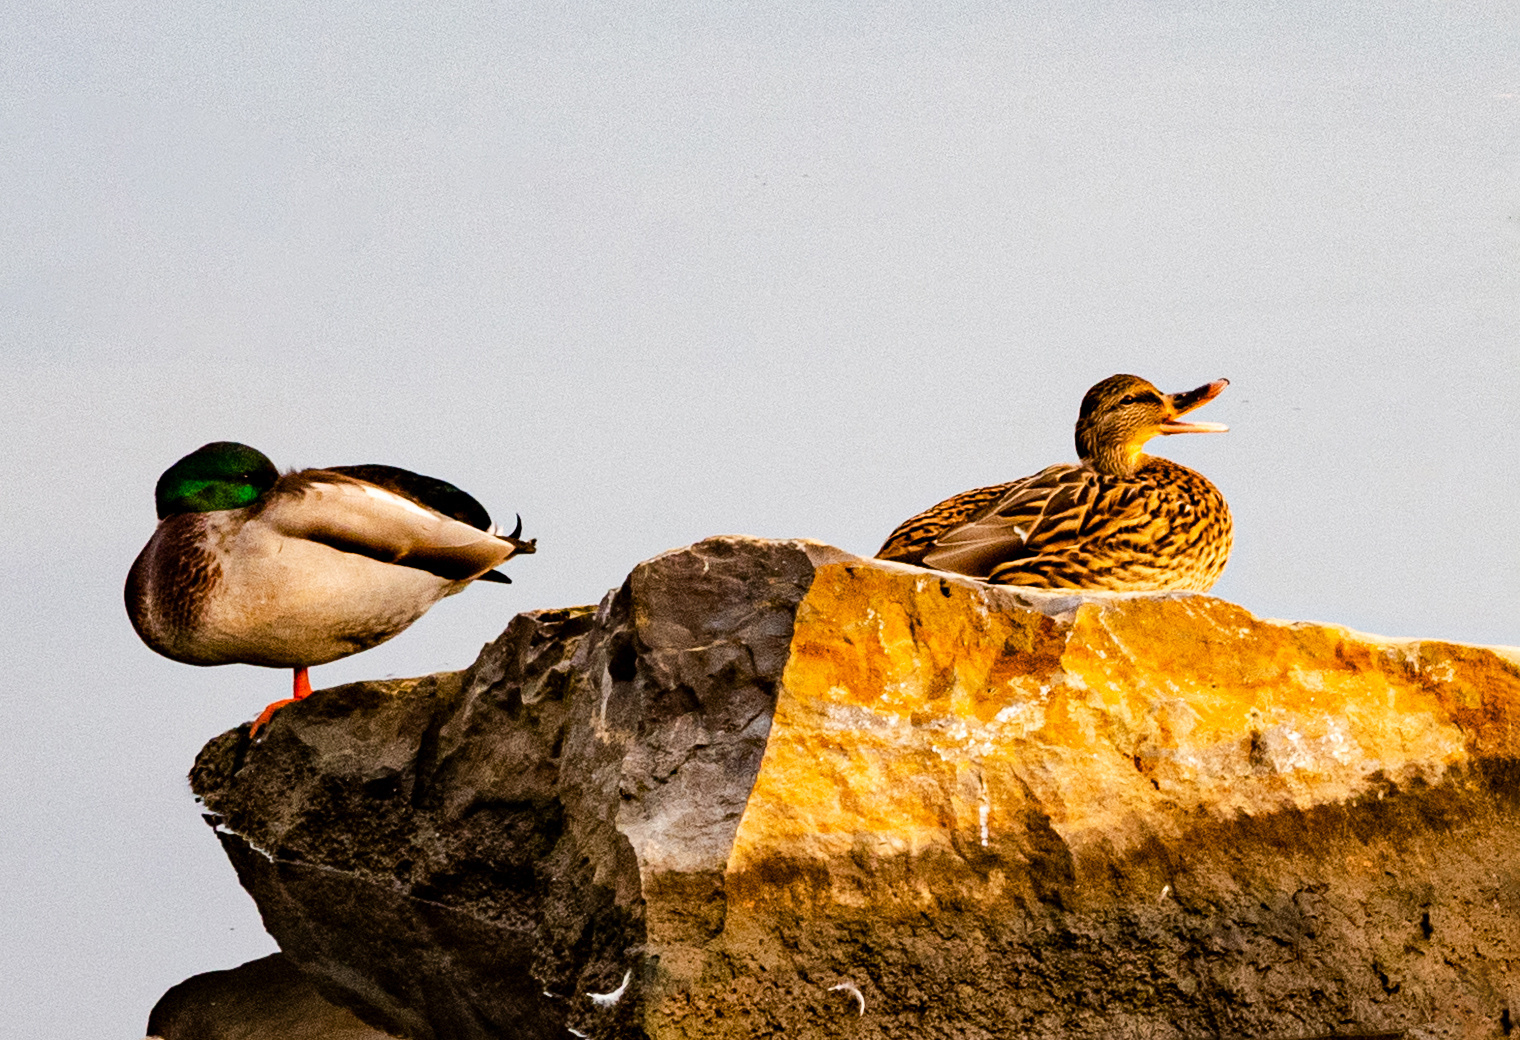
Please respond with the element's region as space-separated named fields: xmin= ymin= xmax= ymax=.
xmin=189 ymin=537 xmax=1520 ymax=1040
xmin=147 ymin=953 xmax=392 ymax=1040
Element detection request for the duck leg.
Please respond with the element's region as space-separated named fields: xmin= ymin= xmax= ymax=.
xmin=250 ymin=666 xmax=313 ymax=736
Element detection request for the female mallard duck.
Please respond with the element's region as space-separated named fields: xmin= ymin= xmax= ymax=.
xmin=877 ymin=374 xmax=1232 ymax=591
xmin=126 ymin=442 xmax=536 ymax=731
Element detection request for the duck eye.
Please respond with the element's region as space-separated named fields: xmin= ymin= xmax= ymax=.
xmin=1118 ymin=394 xmax=1137 ymax=406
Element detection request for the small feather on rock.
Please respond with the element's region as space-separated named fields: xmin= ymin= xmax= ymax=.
xmin=588 ymin=970 xmax=631 ymax=1008
xmin=829 ymin=982 xmax=866 ymax=1015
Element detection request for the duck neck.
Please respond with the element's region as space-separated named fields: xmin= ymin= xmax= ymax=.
xmin=1079 ymin=435 xmax=1146 ymax=476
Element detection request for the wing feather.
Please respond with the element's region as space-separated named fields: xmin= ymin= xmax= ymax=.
xmin=875 ymin=481 xmax=1016 ymax=564
xmin=323 ymin=464 xmax=495 ymax=531
xmin=921 ymin=465 xmax=1098 ymax=577
xmin=260 ymin=474 xmax=522 ymax=581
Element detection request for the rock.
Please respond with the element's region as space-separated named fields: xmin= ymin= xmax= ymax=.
xmin=146 ymin=953 xmax=394 ymax=1039
xmin=189 ymin=536 xmax=1520 ymax=1040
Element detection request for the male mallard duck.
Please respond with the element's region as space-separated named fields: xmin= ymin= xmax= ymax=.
xmin=126 ymin=442 xmax=536 ymax=731
xmin=877 ymin=374 xmax=1232 ymax=591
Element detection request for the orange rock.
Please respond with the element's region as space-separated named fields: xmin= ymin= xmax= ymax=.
xmin=729 ymin=556 xmax=1519 ymax=916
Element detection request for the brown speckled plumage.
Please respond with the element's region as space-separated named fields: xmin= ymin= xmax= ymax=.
xmin=125 ymin=513 xmax=222 ymax=662
xmin=878 ymin=374 xmax=1233 ymax=592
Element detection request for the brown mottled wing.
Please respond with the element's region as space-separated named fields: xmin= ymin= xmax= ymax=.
xmin=985 ymin=459 xmax=1231 ymax=590
xmin=880 ymin=457 xmax=1232 ymax=591
xmin=918 ymin=465 xmax=1111 ymax=579
xmin=875 ymin=480 xmax=1021 ymax=565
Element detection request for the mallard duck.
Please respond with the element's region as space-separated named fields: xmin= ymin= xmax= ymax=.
xmin=125 ymin=442 xmax=536 ymax=731
xmin=877 ymin=374 xmax=1232 ymax=591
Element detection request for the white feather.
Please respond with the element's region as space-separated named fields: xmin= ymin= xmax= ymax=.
xmin=829 ymin=983 xmax=865 ymax=1015
xmin=587 ymin=970 xmax=631 ymax=1008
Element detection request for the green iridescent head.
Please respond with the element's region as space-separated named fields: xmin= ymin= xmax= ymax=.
xmin=155 ymin=442 xmax=279 ymax=519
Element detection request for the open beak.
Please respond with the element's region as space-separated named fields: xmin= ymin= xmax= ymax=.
xmin=1159 ymin=378 xmax=1230 ymax=434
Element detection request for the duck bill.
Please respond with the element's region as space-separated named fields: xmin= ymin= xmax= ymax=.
xmin=1160 ymin=378 xmax=1230 ymax=434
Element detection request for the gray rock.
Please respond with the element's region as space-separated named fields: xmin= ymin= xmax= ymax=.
xmin=192 ymin=537 xmax=837 ymax=1040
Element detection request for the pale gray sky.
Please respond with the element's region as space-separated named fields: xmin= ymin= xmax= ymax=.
xmin=3 ymin=2 xmax=1518 ymax=1036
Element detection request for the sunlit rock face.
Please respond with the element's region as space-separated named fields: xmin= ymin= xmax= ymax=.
xmin=186 ymin=537 xmax=1520 ymax=1040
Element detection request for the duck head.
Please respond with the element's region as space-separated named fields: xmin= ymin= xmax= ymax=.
xmin=155 ymin=441 xmax=279 ymax=519
xmin=1075 ymin=374 xmax=1229 ymax=476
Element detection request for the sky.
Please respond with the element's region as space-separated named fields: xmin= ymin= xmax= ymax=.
xmin=2 ymin=1 xmax=1518 ymax=1036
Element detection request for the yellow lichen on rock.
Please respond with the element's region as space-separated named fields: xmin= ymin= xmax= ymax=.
xmin=1056 ymin=597 xmax=1474 ymax=817
xmin=728 ymin=558 xmax=1520 ymax=914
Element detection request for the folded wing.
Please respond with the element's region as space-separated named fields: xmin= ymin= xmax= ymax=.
xmin=920 ymin=465 xmax=1118 ymax=578
xmin=264 ymin=474 xmax=524 ymax=581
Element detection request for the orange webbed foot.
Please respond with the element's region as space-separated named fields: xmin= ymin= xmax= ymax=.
xmin=249 ymin=667 xmax=314 ymax=738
